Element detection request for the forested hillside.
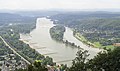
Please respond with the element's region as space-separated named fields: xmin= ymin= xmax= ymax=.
xmin=50 ymin=12 xmax=120 ymax=49
xmin=0 ymin=13 xmax=36 ymax=26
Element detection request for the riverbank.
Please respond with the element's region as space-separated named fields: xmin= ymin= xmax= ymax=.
xmin=20 ymin=18 xmax=102 ymax=66
xmin=74 ymin=32 xmax=96 ymax=48
xmin=19 ymin=18 xmax=79 ymax=66
xmin=74 ymin=32 xmax=114 ymax=50
xmin=20 ymin=33 xmax=75 ymax=67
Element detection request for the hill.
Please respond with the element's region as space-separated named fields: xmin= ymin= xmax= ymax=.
xmin=50 ymin=12 xmax=120 ymax=49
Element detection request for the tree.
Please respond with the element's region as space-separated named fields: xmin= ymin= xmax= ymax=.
xmin=69 ymin=49 xmax=89 ymax=71
xmin=88 ymin=47 xmax=120 ymax=71
xmin=33 ymin=61 xmax=48 ymax=71
xmin=28 ymin=64 xmax=33 ymax=71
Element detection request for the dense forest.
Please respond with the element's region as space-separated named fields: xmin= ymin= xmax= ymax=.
xmin=49 ymin=25 xmax=66 ymax=41
xmin=69 ymin=46 xmax=120 ymax=71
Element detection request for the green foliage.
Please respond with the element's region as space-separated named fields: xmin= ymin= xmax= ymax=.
xmin=69 ymin=49 xmax=89 ymax=71
xmin=50 ymin=12 xmax=120 ymax=49
xmin=16 ymin=61 xmax=48 ymax=71
xmin=0 ymin=27 xmax=53 ymax=65
xmin=69 ymin=47 xmax=120 ymax=71
xmin=49 ymin=25 xmax=65 ymax=41
xmin=0 ymin=38 xmax=13 ymax=60
xmin=9 ymin=23 xmax=36 ymax=34
xmin=32 ymin=61 xmax=48 ymax=71
xmin=87 ymin=47 xmax=120 ymax=71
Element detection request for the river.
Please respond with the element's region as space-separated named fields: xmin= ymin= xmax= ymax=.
xmin=20 ymin=18 xmax=101 ymax=66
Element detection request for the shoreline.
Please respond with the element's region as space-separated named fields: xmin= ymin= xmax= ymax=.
xmin=74 ymin=32 xmax=114 ymax=50
xmin=19 ymin=17 xmax=102 ymax=66
xmin=19 ymin=34 xmax=36 ymax=49
xmin=19 ymin=33 xmax=73 ymax=66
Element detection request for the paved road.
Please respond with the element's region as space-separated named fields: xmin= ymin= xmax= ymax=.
xmin=0 ymin=36 xmax=31 ymax=64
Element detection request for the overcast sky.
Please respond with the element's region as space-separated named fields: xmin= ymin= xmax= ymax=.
xmin=0 ymin=0 xmax=120 ymax=10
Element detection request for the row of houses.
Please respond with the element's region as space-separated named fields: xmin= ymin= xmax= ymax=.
xmin=0 ymin=53 xmax=27 ymax=71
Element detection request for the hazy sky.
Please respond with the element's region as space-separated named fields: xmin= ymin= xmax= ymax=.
xmin=0 ymin=0 xmax=120 ymax=10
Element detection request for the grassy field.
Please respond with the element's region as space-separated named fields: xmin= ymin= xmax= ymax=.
xmin=74 ymin=32 xmax=115 ymax=50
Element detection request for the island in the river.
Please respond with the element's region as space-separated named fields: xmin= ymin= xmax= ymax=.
xmin=49 ymin=25 xmax=83 ymax=49
xmin=49 ymin=25 xmax=66 ymax=41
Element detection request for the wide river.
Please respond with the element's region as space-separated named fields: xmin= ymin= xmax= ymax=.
xmin=20 ymin=18 xmax=101 ymax=66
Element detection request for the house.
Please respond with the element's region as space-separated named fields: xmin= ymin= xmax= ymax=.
xmin=113 ymin=43 xmax=120 ymax=46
